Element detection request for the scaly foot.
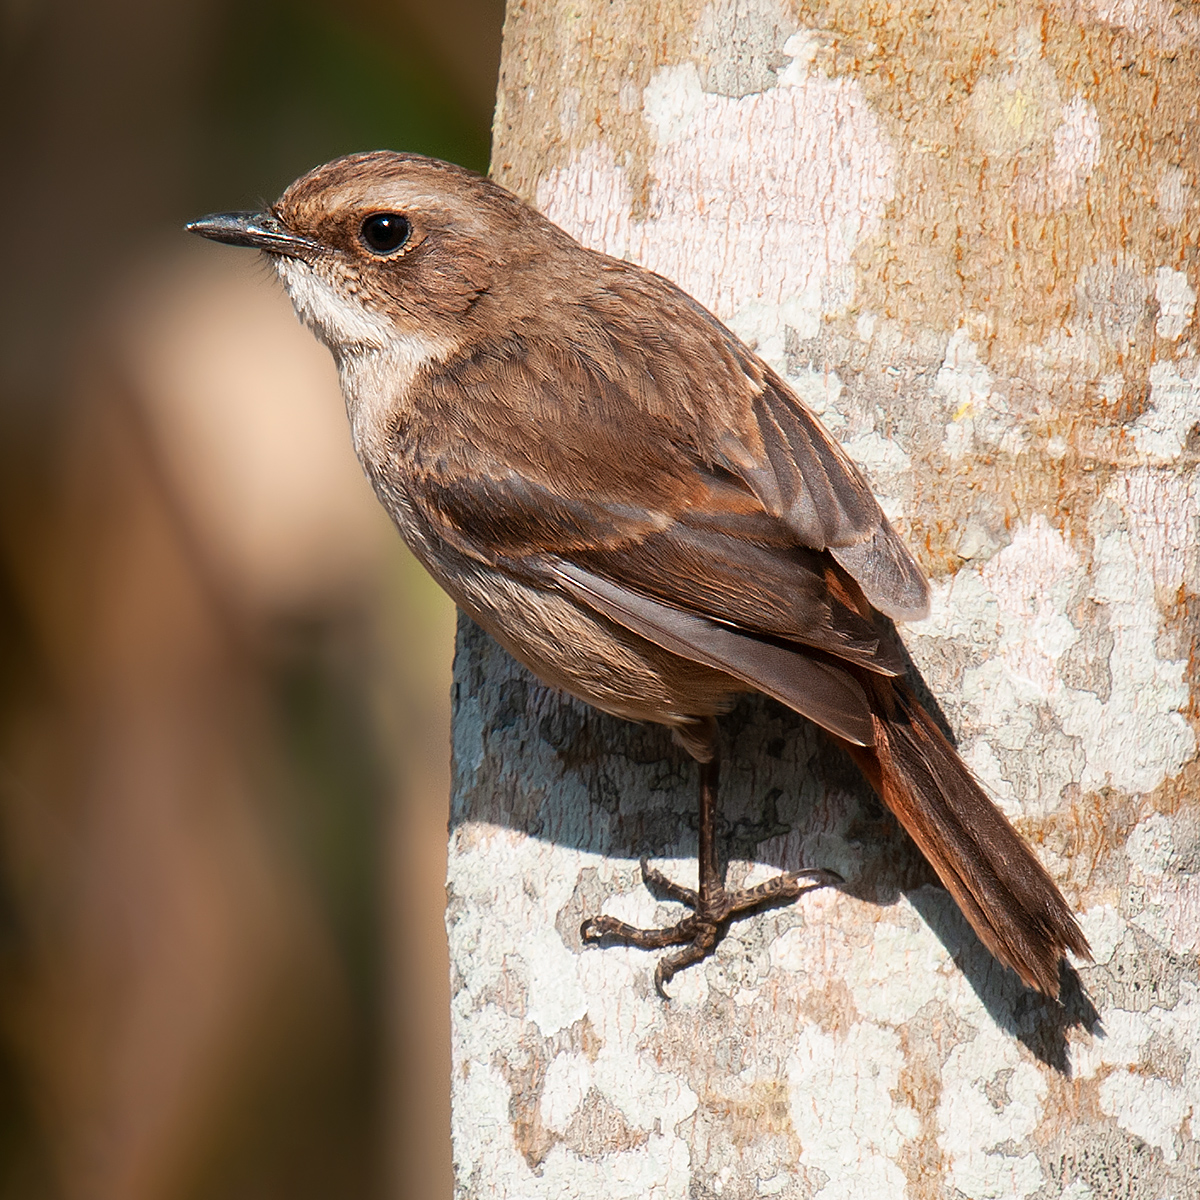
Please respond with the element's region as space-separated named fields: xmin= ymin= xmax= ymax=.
xmin=581 ymin=858 xmax=841 ymax=998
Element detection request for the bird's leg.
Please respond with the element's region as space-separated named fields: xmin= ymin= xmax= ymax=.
xmin=581 ymin=751 xmax=840 ymax=999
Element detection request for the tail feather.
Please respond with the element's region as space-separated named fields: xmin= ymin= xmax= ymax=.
xmin=844 ymin=679 xmax=1090 ymax=997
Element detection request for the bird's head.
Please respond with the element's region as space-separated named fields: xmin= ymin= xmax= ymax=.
xmin=188 ymin=151 xmax=553 ymax=360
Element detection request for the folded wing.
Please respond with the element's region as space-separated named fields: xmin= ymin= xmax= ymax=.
xmin=400 ymin=267 xmax=929 ymax=740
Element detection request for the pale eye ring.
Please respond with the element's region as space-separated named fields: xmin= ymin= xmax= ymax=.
xmin=360 ymin=212 xmax=411 ymax=255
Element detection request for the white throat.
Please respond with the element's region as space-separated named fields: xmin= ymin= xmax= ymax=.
xmin=274 ymin=256 xmax=395 ymax=350
xmin=273 ymin=257 xmax=454 ymax=465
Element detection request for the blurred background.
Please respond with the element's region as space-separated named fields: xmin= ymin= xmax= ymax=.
xmin=0 ymin=1 xmax=504 ymax=1196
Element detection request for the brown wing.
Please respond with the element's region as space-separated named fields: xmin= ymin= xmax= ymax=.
xmin=572 ymin=258 xmax=930 ymax=618
xmin=728 ymin=380 xmax=930 ymax=621
xmin=548 ymin=561 xmax=877 ymax=747
xmin=415 ymin=257 xmax=928 ymax=614
xmin=395 ymin=270 xmax=927 ymax=734
xmin=408 ymin=443 xmax=901 ymax=675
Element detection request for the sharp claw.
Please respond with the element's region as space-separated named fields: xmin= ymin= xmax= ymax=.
xmin=653 ymin=964 xmax=672 ymax=1001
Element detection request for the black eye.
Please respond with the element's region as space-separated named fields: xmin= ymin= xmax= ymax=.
xmin=360 ymin=212 xmax=411 ymax=255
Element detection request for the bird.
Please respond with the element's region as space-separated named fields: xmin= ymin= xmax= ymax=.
xmin=188 ymin=150 xmax=1089 ymax=999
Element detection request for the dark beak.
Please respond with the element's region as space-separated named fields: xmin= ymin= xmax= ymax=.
xmin=185 ymin=210 xmax=320 ymax=259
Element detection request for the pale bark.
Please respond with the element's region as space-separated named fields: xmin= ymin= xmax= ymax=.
xmin=449 ymin=3 xmax=1200 ymax=1196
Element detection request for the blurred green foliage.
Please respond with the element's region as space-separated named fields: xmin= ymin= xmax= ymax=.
xmin=200 ymin=0 xmax=491 ymax=209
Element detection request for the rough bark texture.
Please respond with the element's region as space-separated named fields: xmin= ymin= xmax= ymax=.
xmin=448 ymin=3 xmax=1200 ymax=1196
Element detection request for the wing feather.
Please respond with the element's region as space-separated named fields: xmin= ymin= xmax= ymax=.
xmin=398 ymin=267 xmax=930 ymax=687
xmin=549 ymin=561 xmax=876 ymax=747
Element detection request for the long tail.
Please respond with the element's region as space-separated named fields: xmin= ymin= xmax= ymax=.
xmin=842 ymin=676 xmax=1090 ymax=997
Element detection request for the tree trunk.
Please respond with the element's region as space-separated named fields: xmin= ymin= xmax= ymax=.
xmin=449 ymin=3 xmax=1200 ymax=1196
